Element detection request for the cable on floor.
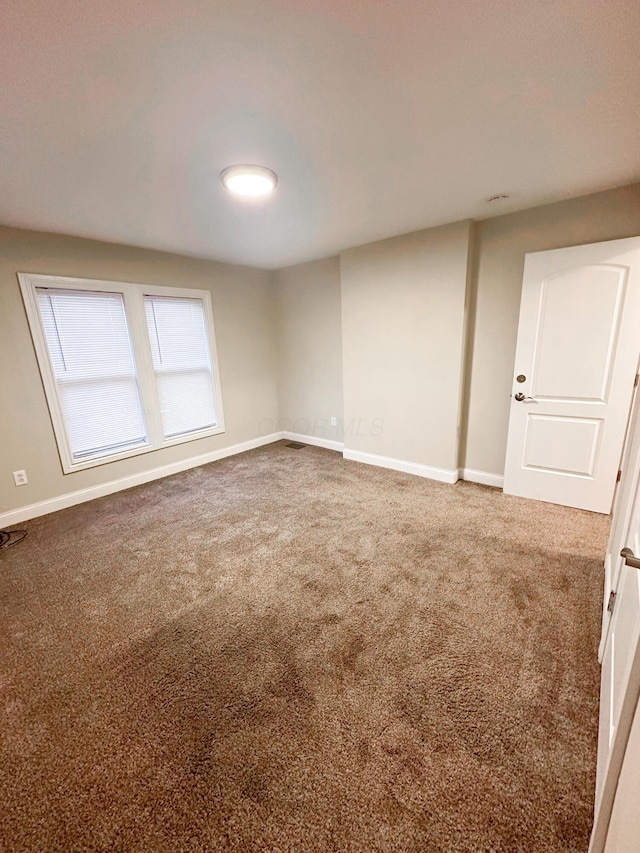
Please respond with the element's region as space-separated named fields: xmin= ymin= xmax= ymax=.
xmin=0 ymin=529 xmax=27 ymax=549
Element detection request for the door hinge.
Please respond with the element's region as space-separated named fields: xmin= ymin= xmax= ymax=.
xmin=617 ymin=469 xmax=622 ymax=483
xmin=635 ymin=373 xmax=639 ymax=388
xmin=607 ymin=590 xmax=616 ymax=614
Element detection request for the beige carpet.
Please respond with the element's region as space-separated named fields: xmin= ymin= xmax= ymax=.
xmin=0 ymin=441 xmax=609 ymax=852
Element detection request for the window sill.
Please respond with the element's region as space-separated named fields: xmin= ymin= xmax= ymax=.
xmin=62 ymin=424 xmax=226 ymax=474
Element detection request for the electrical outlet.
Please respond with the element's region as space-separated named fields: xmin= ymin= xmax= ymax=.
xmin=330 ymin=416 xmax=337 ymax=427
xmin=12 ymin=470 xmax=28 ymax=486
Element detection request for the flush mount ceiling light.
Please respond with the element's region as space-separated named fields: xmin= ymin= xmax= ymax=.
xmin=220 ymin=164 xmax=278 ymax=197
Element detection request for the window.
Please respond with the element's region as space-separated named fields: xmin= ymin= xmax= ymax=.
xmin=144 ymin=296 xmax=216 ymax=439
xmin=19 ymin=274 xmax=225 ymax=472
xmin=37 ymin=288 xmax=148 ymax=461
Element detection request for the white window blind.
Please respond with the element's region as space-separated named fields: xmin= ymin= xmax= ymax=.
xmin=144 ymin=295 xmax=217 ymax=438
xmin=36 ymin=288 xmax=147 ymax=461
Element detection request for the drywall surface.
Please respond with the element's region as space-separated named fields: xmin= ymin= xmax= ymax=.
xmin=464 ymin=183 xmax=640 ymax=477
xmin=340 ymin=220 xmax=472 ymax=472
xmin=0 ymin=226 xmax=279 ymax=514
xmin=274 ymin=256 xmax=343 ymax=442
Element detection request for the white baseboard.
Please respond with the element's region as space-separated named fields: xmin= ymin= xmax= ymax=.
xmin=343 ymin=448 xmax=459 ymax=484
xmin=460 ymin=468 xmax=504 ymax=488
xmin=281 ymin=431 xmax=344 ymax=452
xmin=0 ymin=433 xmax=283 ymax=527
xmin=1 ymin=434 xmax=504 ymax=528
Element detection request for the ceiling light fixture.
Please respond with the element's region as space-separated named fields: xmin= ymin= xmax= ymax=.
xmin=220 ymin=164 xmax=278 ymax=197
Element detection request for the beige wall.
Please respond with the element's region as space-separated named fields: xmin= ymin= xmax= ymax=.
xmin=0 ymin=226 xmax=279 ymax=515
xmin=4 ymin=184 xmax=640 ymax=520
xmin=463 ymin=183 xmax=640 ymax=476
xmin=274 ymin=184 xmax=640 ymax=479
xmin=274 ymin=257 xmax=343 ymax=442
xmin=340 ymin=221 xmax=472 ymax=472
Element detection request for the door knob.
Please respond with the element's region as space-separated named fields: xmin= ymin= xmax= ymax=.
xmin=514 ymin=393 xmax=534 ymax=402
xmin=620 ymin=547 xmax=640 ymax=569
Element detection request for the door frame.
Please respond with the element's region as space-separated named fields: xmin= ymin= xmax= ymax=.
xmin=599 ymin=361 xmax=640 ymax=662
xmin=590 ymin=646 xmax=640 ymax=852
xmin=590 ymin=368 xmax=640 ymax=851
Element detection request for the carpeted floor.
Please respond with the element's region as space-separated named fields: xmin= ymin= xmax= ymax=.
xmin=0 ymin=441 xmax=609 ymax=852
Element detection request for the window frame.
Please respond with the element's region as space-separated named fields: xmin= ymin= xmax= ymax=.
xmin=18 ymin=273 xmax=226 ymax=474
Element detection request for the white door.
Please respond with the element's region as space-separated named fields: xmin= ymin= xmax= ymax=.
xmin=503 ymin=237 xmax=640 ymax=513
xmin=590 ymin=472 xmax=640 ymax=851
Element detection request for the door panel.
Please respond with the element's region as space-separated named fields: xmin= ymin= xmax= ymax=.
xmin=531 ymin=266 xmax=626 ymax=401
xmin=504 ymin=237 xmax=640 ymax=513
xmin=523 ymin=414 xmax=602 ymax=475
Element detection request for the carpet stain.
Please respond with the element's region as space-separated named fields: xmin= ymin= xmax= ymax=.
xmin=0 ymin=441 xmax=608 ymax=852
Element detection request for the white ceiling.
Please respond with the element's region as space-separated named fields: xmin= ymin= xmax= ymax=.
xmin=1 ymin=0 xmax=639 ymax=269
